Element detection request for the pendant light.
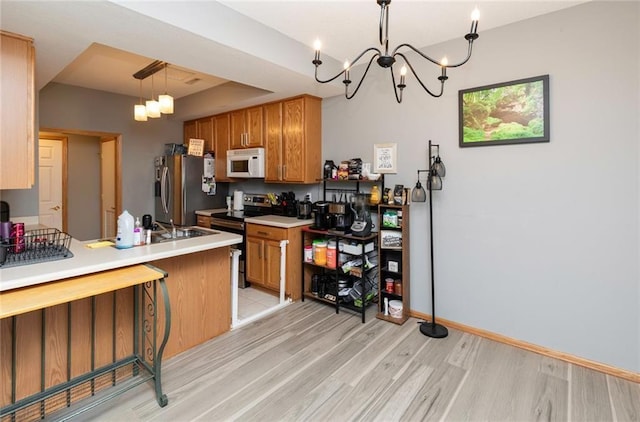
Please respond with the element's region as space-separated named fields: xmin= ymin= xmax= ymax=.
xmin=134 ymin=79 xmax=147 ymax=121
xmin=146 ymin=74 xmax=161 ymax=118
xmin=158 ymin=64 xmax=174 ymax=114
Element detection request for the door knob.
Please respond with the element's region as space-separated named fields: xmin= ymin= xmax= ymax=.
xmin=50 ymin=205 xmax=61 ymax=211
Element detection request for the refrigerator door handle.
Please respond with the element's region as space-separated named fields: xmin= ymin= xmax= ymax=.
xmin=161 ymin=166 xmax=170 ymax=214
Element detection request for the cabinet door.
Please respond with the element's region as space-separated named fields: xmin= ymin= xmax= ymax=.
xmin=264 ymin=102 xmax=282 ymax=182
xmin=229 ymin=110 xmax=246 ymax=149
xmin=196 ymin=117 xmax=214 ymax=151
xmin=0 ymin=32 xmax=35 ymax=189
xmin=245 ymin=236 xmax=265 ymax=286
xmin=214 ymin=114 xmax=230 ymax=181
xmin=245 ymin=106 xmax=264 ymax=147
xmin=183 ymin=120 xmax=197 ymax=145
xmin=196 ymin=215 xmax=211 ymax=228
xmin=282 ymin=98 xmax=305 ymax=182
xmin=264 ymin=239 xmax=283 ymax=291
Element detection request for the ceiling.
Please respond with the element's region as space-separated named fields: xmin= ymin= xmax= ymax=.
xmin=1 ymin=1 xmax=587 ymax=119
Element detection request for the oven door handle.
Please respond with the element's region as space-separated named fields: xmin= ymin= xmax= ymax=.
xmin=210 ymin=219 xmax=244 ymax=232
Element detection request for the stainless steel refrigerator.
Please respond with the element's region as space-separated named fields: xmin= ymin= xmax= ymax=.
xmin=154 ymin=155 xmax=228 ymax=226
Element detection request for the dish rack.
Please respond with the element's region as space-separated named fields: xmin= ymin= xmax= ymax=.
xmin=0 ymin=228 xmax=73 ymax=268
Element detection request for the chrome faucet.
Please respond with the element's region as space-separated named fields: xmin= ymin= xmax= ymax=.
xmin=154 ymin=220 xmax=177 ymax=238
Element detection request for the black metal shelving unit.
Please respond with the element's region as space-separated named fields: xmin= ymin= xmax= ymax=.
xmin=301 ymin=227 xmax=378 ymax=323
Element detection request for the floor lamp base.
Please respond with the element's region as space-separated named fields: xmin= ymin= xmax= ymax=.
xmin=419 ymin=321 xmax=449 ymax=338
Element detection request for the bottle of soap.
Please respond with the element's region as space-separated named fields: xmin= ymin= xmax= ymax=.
xmin=115 ymin=210 xmax=134 ymax=249
xmin=133 ymin=217 xmax=142 ymax=246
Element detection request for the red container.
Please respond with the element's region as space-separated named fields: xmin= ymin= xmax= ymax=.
xmin=11 ymin=222 xmax=25 ymax=253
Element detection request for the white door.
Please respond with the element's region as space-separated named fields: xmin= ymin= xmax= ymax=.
xmin=39 ymin=138 xmax=64 ymax=230
xmin=101 ymin=138 xmax=116 ymax=238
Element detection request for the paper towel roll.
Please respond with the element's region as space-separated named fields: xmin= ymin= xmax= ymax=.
xmin=233 ymin=190 xmax=244 ymax=211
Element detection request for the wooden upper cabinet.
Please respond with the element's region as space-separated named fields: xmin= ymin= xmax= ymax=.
xmin=230 ymin=106 xmax=263 ymax=149
xmin=196 ymin=117 xmax=214 ymax=151
xmin=264 ymin=102 xmax=282 ymax=182
xmin=184 ymin=117 xmax=213 ymax=151
xmin=214 ymin=113 xmax=230 ymax=182
xmin=1 ymin=31 xmax=35 ymax=189
xmin=266 ymin=95 xmax=322 ymax=184
xmin=183 ymin=120 xmax=197 ymax=145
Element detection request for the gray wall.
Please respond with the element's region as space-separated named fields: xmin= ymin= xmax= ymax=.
xmin=322 ymin=2 xmax=639 ymax=372
xmin=38 ymin=83 xmax=184 ymax=220
xmin=67 ymin=134 xmax=100 ymax=240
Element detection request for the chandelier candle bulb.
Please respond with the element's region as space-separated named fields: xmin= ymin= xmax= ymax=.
xmin=313 ymin=39 xmax=322 ymax=63
xmin=471 ymin=8 xmax=480 ymax=34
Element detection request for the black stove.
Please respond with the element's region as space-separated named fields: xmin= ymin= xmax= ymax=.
xmin=210 ymin=193 xmax=272 ymax=222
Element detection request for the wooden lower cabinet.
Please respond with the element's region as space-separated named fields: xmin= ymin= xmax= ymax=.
xmin=197 ymin=215 xmax=212 ymax=228
xmin=150 ymin=247 xmax=230 ymax=358
xmin=245 ymin=223 xmax=305 ymax=300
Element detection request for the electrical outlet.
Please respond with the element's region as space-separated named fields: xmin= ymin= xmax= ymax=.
xmin=306 ymin=192 xmax=312 ymax=202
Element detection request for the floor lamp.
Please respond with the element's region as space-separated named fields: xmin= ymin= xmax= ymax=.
xmin=411 ymin=140 xmax=448 ymax=338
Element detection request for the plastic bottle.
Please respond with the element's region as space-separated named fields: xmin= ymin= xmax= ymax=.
xmin=133 ymin=217 xmax=142 ymax=246
xmin=326 ymin=240 xmax=337 ymax=268
xmin=115 ymin=210 xmax=134 ymax=249
xmin=370 ymin=185 xmax=380 ymax=204
xmin=314 ymin=240 xmax=327 ymax=266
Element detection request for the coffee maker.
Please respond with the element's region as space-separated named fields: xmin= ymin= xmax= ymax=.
xmin=312 ymin=201 xmax=331 ymax=230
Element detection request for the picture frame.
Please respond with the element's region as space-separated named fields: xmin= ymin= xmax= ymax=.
xmin=459 ymin=74 xmax=550 ymax=147
xmin=373 ymin=143 xmax=397 ymax=173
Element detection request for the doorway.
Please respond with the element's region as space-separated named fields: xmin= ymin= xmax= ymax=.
xmin=39 ymin=129 xmax=122 ymax=240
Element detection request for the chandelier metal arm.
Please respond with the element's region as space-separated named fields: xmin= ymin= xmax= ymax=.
xmin=314 ymin=47 xmax=381 ymax=84
xmin=392 ymin=39 xmax=475 ymax=69
xmin=346 ymin=54 xmax=380 ymax=100
xmin=394 ymin=52 xmax=444 ymax=98
xmin=388 ymin=67 xmax=403 ymax=103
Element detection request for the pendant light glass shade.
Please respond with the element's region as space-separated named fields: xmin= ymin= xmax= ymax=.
xmin=159 ymin=94 xmax=174 ymax=114
xmin=146 ymin=99 xmax=161 ymax=118
xmin=433 ymin=156 xmax=446 ymax=177
xmin=134 ymin=104 xmax=147 ymax=121
xmin=428 ymin=173 xmax=443 ymax=191
xmin=411 ymin=180 xmax=427 ymax=202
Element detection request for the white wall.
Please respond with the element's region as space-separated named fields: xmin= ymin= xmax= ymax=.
xmin=322 ymin=2 xmax=639 ymax=372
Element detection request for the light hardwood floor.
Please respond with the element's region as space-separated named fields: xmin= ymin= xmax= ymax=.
xmin=65 ymin=301 xmax=638 ymax=421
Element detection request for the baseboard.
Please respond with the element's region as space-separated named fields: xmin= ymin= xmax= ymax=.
xmin=410 ymin=310 xmax=639 ymax=384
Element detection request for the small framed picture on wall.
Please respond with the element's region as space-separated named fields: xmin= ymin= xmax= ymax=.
xmin=373 ymin=143 xmax=397 ymax=174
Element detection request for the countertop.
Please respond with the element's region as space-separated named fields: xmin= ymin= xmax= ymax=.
xmin=0 ymin=228 xmax=242 ymax=292
xmin=244 ymin=215 xmax=313 ymax=228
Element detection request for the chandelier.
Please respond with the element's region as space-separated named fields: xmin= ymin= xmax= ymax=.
xmin=133 ymin=60 xmax=174 ymax=121
xmin=312 ymin=0 xmax=479 ymax=103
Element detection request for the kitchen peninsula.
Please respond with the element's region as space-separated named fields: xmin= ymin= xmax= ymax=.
xmin=0 ymin=229 xmax=241 ymax=420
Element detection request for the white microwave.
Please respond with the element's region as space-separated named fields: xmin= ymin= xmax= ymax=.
xmin=227 ymin=148 xmax=265 ymax=178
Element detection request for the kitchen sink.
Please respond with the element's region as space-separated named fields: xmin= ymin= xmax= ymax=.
xmin=148 ymin=226 xmax=219 ymax=244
